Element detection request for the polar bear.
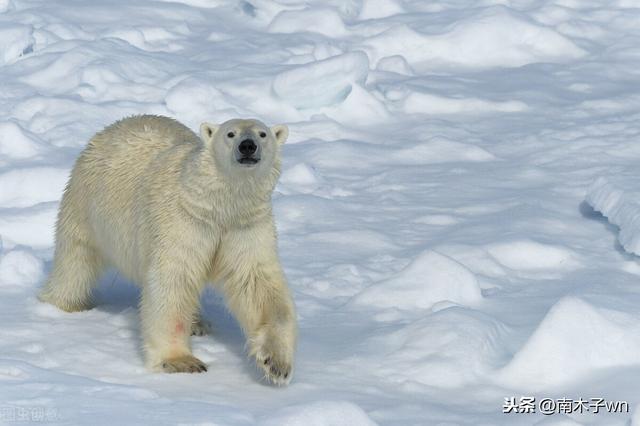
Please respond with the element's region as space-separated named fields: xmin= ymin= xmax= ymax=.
xmin=38 ymin=115 xmax=297 ymax=385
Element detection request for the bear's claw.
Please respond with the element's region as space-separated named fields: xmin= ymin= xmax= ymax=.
xmin=255 ymin=350 xmax=292 ymax=386
xmin=191 ymin=319 xmax=210 ymax=336
xmin=161 ymin=355 xmax=207 ymax=373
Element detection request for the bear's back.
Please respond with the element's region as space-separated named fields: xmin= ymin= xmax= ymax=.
xmin=74 ymin=114 xmax=199 ymax=185
xmin=90 ymin=114 xmax=198 ymax=157
xmin=63 ymin=115 xmax=201 ymax=277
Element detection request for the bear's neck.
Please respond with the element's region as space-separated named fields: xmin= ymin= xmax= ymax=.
xmin=181 ymin=148 xmax=279 ymax=220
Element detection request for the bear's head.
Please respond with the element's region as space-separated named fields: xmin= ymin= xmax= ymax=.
xmin=199 ymin=119 xmax=288 ymax=180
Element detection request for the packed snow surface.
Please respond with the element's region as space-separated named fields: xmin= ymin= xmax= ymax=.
xmin=586 ymin=176 xmax=640 ymax=256
xmin=1 ymin=0 xmax=640 ymax=425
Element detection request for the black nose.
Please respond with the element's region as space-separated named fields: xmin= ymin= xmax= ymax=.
xmin=238 ymin=139 xmax=257 ymax=156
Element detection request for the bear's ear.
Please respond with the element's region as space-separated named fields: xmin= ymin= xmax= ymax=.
xmin=200 ymin=122 xmax=219 ymax=144
xmin=271 ymin=124 xmax=289 ymax=145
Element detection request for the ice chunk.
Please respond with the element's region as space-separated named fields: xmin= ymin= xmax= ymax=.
xmin=585 ymin=175 xmax=640 ymax=255
xmin=352 ymin=250 xmax=482 ymax=311
xmin=0 ymin=249 xmax=44 ymax=287
xmin=360 ymin=9 xmax=586 ymax=70
xmin=0 ymin=24 xmax=33 ymax=65
xmin=497 ymin=297 xmax=640 ymax=391
xmin=262 ymin=400 xmax=377 ymax=426
xmin=0 ymin=121 xmax=42 ymax=159
xmin=269 ymin=8 xmax=348 ymax=38
xmin=272 ymin=52 xmax=369 ymax=109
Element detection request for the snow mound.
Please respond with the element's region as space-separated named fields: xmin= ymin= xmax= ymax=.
xmin=585 ymin=175 xmax=640 ymax=255
xmin=0 ymin=121 xmax=41 ymax=159
xmin=262 ymin=400 xmax=377 ymax=426
xmin=360 ymin=8 xmax=586 ymax=70
xmin=352 ymin=250 xmax=482 ymax=311
xmin=0 ymin=24 xmax=33 ymax=65
xmin=272 ymin=52 xmax=369 ymax=109
xmin=403 ymin=92 xmax=527 ymax=115
xmin=497 ymin=297 xmax=640 ymax=391
xmin=165 ymin=77 xmax=237 ymax=127
xmin=0 ymin=248 xmax=44 ymax=288
xmin=0 ymin=167 xmax=69 ymax=208
xmin=487 ymin=240 xmax=580 ymax=271
xmin=20 ymin=49 xmax=95 ymax=93
xmin=323 ymin=83 xmax=389 ymax=125
xmin=364 ymin=308 xmax=507 ymax=388
xmin=269 ymin=8 xmax=348 ymax=38
xmin=279 ymin=162 xmax=321 ymax=194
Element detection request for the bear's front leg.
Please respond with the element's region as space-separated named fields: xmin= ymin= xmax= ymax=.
xmin=214 ymin=218 xmax=297 ymax=385
xmin=141 ymin=261 xmax=207 ymax=373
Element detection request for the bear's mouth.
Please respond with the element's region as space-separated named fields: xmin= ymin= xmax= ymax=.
xmin=237 ymin=157 xmax=260 ymax=166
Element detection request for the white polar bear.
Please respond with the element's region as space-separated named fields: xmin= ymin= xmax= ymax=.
xmin=38 ymin=115 xmax=297 ymax=385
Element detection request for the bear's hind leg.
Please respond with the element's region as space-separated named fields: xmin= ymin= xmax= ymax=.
xmin=39 ymin=238 xmax=104 ymax=312
xmin=191 ymin=313 xmax=210 ymax=336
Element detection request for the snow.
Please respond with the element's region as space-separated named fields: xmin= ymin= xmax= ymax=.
xmin=358 ymin=8 xmax=586 ymax=72
xmin=0 ymin=167 xmax=68 ymax=208
xmin=269 ymin=8 xmax=349 ymax=38
xmin=1 ymin=0 xmax=640 ymax=425
xmin=486 ymin=240 xmax=580 ymax=271
xmin=352 ymin=250 xmax=482 ymax=311
xmin=0 ymin=23 xmax=32 ymax=65
xmin=272 ymin=52 xmax=369 ymax=109
xmin=402 ymin=91 xmax=528 ymax=115
xmin=586 ymin=176 xmax=640 ymax=256
xmin=0 ymin=121 xmax=42 ymax=159
xmin=497 ymin=296 xmax=640 ymax=391
xmin=262 ymin=401 xmax=377 ymax=426
xmin=359 ymin=0 xmax=404 ymax=20
xmin=0 ymin=248 xmax=44 ymax=288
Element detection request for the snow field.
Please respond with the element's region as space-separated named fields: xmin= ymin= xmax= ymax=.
xmin=1 ymin=0 xmax=640 ymax=425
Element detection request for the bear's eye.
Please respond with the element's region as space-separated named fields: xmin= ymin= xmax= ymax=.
xmin=227 ymin=131 xmax=235 ymax=138
xmin=259 ymin=131 xmax=267 ymax=138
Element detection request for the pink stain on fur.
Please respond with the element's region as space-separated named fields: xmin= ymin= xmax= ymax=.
xmin=175 ymin=322 xmax=185 ymax=334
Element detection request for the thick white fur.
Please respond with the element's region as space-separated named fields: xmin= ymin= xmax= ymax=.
xmin=39 ymin=115 xmax=296 ymax=384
